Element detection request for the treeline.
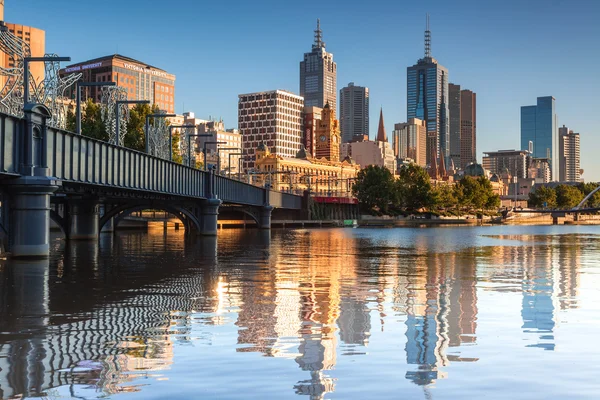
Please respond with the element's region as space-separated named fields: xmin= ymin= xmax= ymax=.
xmin=528 ymin=183 xmax=600 ymax=209
xmin=352 ymin=165 xmax=500 ymax=216
xmin=66 ymin=100 xmax=187 ymax=165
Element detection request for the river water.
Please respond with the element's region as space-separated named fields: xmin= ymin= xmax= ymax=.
xmin=1 ymin=225 xmax=599 ymax=399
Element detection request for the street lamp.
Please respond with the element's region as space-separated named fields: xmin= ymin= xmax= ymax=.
xmin=76 ymin=81 xmax=116 ymax=134
xmin=203 ymin=141 xmax=226 ymax=171
xmin=145 ymin=113 xmax=176 ymax=154
xmin=168 ymin=124 xmax=195 ymax=162
xmin=184 ymin=134 xmax=213 ymax=168
xmin=23 ymin=56 xmax=71 ymax=106
xmin=227 ymin=152 xmax=243 ymax=181
xmin=115 ymin=100 xmax=150 ymax=145
xmin=216 ymin=147 xmax=241 ymax=175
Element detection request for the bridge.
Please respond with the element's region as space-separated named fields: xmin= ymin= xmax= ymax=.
xmin=0 ymin=105 xmax=303 ymax=258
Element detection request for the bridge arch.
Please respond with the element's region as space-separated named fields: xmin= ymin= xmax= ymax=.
xmin=218 ymin=205 xmax=261 ymax=225
xmin=49 ymin=209 xmax=67 ymax=236
xmin=575 ymin=184 xmax=600 ymax=210
xmin=100 ymin=203 xmax=202 ymax=233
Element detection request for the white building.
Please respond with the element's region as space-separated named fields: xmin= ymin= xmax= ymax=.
xmin=558 ymin=125 xmax=581 ymax=182
xmin=238 ymin=90 xmax=304 ymax=171
xmin=346 ymin=140 xmax=395 ymax=173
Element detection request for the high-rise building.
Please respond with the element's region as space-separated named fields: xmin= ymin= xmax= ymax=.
xmin=558 ymin=125 xmax=581 ymax=182
xmin=392 ymin=118 xmax=427 ymax=167
xmin=300 ymin=19 xmax=337 ymax=110
xmin=407 ymin=16 xmax=449 ymax=167
xmin=303 ymin=106 xmax=322 ymax=158
xmin=60 ymin=54 xmax=176 ymax=113
xmin=315 ymin=104 xmax=341 ymax=162
xmin=238 ymin=90 xmax=304 ymax=171
xmin=339 ymin=82 xmax=369 ymax=143
xmin=0 ymin=0 xmax=45 ymax=86
xmin=460 ymin=89 xmax=477 ymax=169
xmin=520 ymin=96 xmax=558 ymax=180
xmin=482 ymin=149 xmax=529 ymax=179
xmin=448 ymin=83 xmax=461 ymax=168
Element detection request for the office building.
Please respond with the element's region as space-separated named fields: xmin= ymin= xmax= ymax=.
xmin=460 ymin=89 xmax=477 ymax=169
xmin=0 ymin=1 xmax=45 ymax=85
xmin=482 ymin=149 xmax=529 ymax=179
xmin=60 ymin=54 xmax=176 ymax=113
xmin=393 ymin=118 xmax=427 ymax=167
xmin=303 ymin=106 xmax=322 ymax=157
xmin=558 ymin=125 xmax=581 ymax=182
xmin=315 ymin=103 xmax=341 ymax=162
xmin=528 ymin=158 xmax=551 ymax=183
xmin=520 ymin=96 xmax=558 ymax=180
xmin=238 ymin=90 xmax=304 ymax=171
xmin=449 ymin=83 xmax=461 ymax=168
xmin=339 ymin=82 xmax=369 ymax=143
xmin=300 ymin=19 xmax=337 ymax=109
xmin=407 ymin=16 xmax=449 ymax=166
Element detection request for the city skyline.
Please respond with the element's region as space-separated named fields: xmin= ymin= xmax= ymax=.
xmin=4 ymin=0 xmax=599 ymax=179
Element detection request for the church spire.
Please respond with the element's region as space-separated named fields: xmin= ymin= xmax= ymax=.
xmin=377 ymin=107 xmax=387 ymax=142
xmin=313 ymin=18 xmax=325 ymax=50
xmin=424 ymin=14 xmax=431 ymax=59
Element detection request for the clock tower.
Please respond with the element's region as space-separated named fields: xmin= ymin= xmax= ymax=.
xmin=315 ymin=103 xmax=340 ymax=162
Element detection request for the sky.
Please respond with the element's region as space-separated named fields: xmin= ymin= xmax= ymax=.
xmin=6 ymin=0 xmax=600 ymax=179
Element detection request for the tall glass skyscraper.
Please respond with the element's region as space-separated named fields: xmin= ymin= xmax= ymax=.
xmin=407 ymin=16 xmax=449 ymax=167
xmin=520 ymin=96 xmax=558 ymax=180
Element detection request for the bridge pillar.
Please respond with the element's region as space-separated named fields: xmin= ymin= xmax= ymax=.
xmin=258 ymin=205 xmax=274 ymax=229
xmin=67 ymin=200 xmax=100 ymax=240
xmin=7 ymin=176 xmax=59 ymax=258
xmin=200 ymin=198 xmax=222 ymax=236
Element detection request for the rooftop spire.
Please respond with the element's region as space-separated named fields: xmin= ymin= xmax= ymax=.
xmin=313 ymin=18 xmax=325 ymax=50
xmin=377 ymin=107 xmax=387 ymax=142
xmin=424 ymin=14 xmax=431 ymax=58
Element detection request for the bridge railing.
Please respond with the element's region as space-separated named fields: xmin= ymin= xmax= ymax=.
xmin=214 ymin=174 xmax=265 ymax=206
xmin=269 ymin=191 xmax=303 ymax=209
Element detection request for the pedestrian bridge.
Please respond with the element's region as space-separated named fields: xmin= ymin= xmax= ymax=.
xmin=0 ymin=105 xmax=303 ymax=257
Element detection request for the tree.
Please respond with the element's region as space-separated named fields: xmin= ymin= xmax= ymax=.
xmin=124 ymin=103 xmax=155 ymax=151
xmin=171 ymin=129 xmax=183 ymax=164
xmin=456 ymin=176 xmax=499 ymax=211
xmin=528 ymin=186 xmax=557 ymax=208
xmin=478 ymin=176 xmax=500 ymax=210
xmin=577 ymin=182 xmax=600 ymax=207
xmin=352 ymin=165 xmax=398 ymax=214
xmin=397 ymin=164 xmax=435 ymax=211
xmin=434 ymin=184 xmax=457 ymax=210
xmin=66 ymin=109 xmax=76 ymax=133
xmin=555 ymin=184 xmax=584 ymax=209
xmin=80 ymin=99 xmax=107 ymax=141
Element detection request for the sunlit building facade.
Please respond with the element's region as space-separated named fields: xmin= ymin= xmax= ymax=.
xmin=520 ymin=96 xmax=558 ymax=180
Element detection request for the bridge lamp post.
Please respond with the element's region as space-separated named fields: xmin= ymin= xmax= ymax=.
xmin=145 ymin=113 xmax=177 ymax=154
xmin=202 ymin=141 xmax=226 ymax=171
xmin=76 ymin=81 xmax=116 ymax=134
xmin=217 ymin=147 xmax=240 ymax=176
xmin=227 ymin=152 xmax=243 ymax=181
xmin=23 ymin=56 xmax=71 ymax=106
xmin=184 ymin=134 xmax=213 ymax=168
xmin=115 ymin=100 xmax=149 ymax=145
xmin=168 ymin=124 xmax=195 ymax=162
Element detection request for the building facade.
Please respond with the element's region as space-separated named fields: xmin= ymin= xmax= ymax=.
xmin=315 ymin=103 xmax=341 ymax=162
xmin=482 ymin=149 xmax=529 ymax=179
xmin=528 ymin=158 xmax=551 ymax=183
xmin=392 ymin=118 xmax=427 ymax=167
xmin=558 ymin=125 xmax=581 ymax=182
xmin=520 ymin=96 xmax=558 ymax=180
xmin=303 ymin=106 xmax=322 ymax=158
xmin=345 ymin=140 xmax=396 ymax=172
xmin=339 ymin=82 xmax=369 ymax=143
xmin=460 ymin=89 xmax=477 ymax=169
xmin=60 ymin=54 xmax=176 ymax=113
xmin=448 ymin=83 xmax=461 ymax=168
xmin=407 ymin=18 xmax=449 ymax=167
xmin=300 ymin=19 xmax=337 ymax=109
xmin=238 ymin=90 xmax=304 ymax=171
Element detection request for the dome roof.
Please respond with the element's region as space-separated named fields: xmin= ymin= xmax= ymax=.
xmin=296 ymin=146 xmax=309 ymax=159
xmin=464 ymin=162 xmax=486 ymax=177
xmin=257 ymin=143 xmax=267 ymax=152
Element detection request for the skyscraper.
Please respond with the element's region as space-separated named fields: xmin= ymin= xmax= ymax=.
xmin=339 ymin=82 xmax=369 ymax=143
xmin=460 ymin=89 xmax=476 ymax=169
xmin=392 ymin=118 xmax=427 ymax=167
xmin=300 ymin=19 xmax=337 ymax=110
xmin=558 ymin=125 xmax=581 ymax=182
xmin=407 ymin=15 xmax=449 ymax=167
xmin=448 ymin=83 xmax=461 ymax=168
xmin=521 ymin=96 xmax=558 ymax=180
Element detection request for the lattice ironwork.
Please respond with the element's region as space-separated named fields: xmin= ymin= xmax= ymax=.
xmin=180 ymin=125 xmax=196 ymax=167
xmin=0 ymin=23 xmax=29 ymax=116
xmin=148 ymin=112 xmax=170 ymax=159
xmin=100 ymin=86 xmax=128 ymax=146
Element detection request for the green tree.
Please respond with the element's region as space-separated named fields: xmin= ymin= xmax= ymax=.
xmin=456 ymin=176 xmax=499 ymax=211
xmin=434 ymin=183 xmax=457 ymax=210
xmin=528 ymin=186 xmax=557 ymax=208
xmin=478 ymin=176 xmax=501 ymax=210
xmin=352 ymin=165 xmax=398 ymax=214
xmin=80 ymin=99 xmax=107 ymax=140
xmin=124 ymin=103 xmax=156 ymax=151
xmin=171 ymin=129 xmax=183 ymax=164
xmin=555 ymin=184 xmax=584 ymax=209
xmin=577 ymin=182 xmax=600 ymax=207
xmin=397 ymin=164 xmax=435 ymax=211
xmin=66 ymin=109 xmax=76 ymax=133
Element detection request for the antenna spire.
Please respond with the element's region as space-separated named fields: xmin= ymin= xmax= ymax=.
xmin=313 ymin=18 xmax=325 ymax=50
xmin=424 ymin=14 xmax=431 ymax=58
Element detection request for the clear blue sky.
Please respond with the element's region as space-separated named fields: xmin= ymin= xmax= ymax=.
xmin=6 ymin=0 xmax=600 ymax=179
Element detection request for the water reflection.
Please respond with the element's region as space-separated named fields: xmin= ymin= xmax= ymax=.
xmin=0 ymin=227 xmax=596 ymax=399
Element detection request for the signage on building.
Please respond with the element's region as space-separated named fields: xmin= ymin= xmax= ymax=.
xmin=123 ymin=62 xmax=169 ymax=78
xmin=64 ymin=62 xmax=103 ymax=73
